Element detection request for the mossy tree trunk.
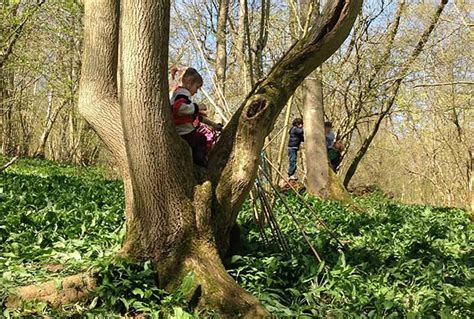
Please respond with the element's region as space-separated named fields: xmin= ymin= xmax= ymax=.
xmin=78 ymin=0 xmax=362 ymax=316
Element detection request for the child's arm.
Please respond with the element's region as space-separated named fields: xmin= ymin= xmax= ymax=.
xmin=201 ymin=117 xmax=223 ymax=131
xmin=175 ymin=98 xmax=199 ymax=116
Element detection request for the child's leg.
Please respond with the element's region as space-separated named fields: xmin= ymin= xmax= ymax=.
xmin=193 ymin=131 xmax=208 ymax=166
xmin=181 ymin=130 xmax=208 ymax=167
xmin=331 ymin=153 xmax=342 ymax=171
xmin=288 ymin=148 xmax=297 ymax=177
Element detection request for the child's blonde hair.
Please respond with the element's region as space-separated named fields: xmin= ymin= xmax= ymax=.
xmin=170 ymin=67 xmax=203 ymax=88
xmin=181 ymin=67 xmax=203 ymax=87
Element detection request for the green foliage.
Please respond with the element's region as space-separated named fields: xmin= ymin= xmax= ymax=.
xmin=229 ymin=191 xmax=473 ymax=317
xmin=90 ymin=258 xmax=198 ymax=318
xmin=0 ymin=158 xmax=124 ymax=290
xmin=1 ymin=158 xmax=472 ymax=317
xmin=0 ymin=158 xmax=196 ymax=318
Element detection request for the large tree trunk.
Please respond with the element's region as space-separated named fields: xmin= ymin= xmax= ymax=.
xmin=77 ymin=0 xmax=361 ymax=316
xmin=78 ymin=0 xmax=269 ymax=316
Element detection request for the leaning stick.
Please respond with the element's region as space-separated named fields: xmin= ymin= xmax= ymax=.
xmin=0 ymin=156 xmax=19 ymax=173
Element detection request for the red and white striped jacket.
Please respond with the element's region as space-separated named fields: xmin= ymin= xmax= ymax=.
xmin=170 ymin=87 xmax=199 ymax=135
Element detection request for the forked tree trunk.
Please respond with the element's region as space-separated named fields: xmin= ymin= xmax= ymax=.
xmin=34 ymin=93 xmax=67 ymax=158
xmin=78 ymin=0 xmax=362 ymax=316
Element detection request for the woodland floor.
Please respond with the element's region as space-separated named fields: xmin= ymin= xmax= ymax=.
xmin=0 ymin=157 xmax=472 ymax=318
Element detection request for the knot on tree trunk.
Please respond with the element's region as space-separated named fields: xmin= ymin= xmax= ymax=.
xmin=246 ymin=98 xmax=268 ymax=119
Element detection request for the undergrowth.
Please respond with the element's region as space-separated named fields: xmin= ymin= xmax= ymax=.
xmin=0 ymin=157 xmax=472 ymax=318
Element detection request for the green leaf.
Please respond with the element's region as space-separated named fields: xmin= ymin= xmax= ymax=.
xmin=89 ymin=296 xmax=99 ymax=309
xmin=2 ymin=308 xmax=10 ymax=319
xmin=54 ymin=279 xmax=63 ymax=290
xmin=132 ymin=288 xmax=144 ymax=298
xmin=180 ymin=271 xmax=195 ymax=296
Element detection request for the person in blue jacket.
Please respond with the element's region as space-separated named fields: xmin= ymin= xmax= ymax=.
xmin=287 ymin=118 xmax=304 ymax=180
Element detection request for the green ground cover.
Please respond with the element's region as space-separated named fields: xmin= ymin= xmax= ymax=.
xmin=1 ymin=158 xmax=472 ymax=318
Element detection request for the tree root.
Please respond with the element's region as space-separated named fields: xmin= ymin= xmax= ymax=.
xmin=6 ymin=240 xmax=268 ymax=318
xmin=160 ymin=240 xmax=270 ymax=318
xmin=5 ymin=272 xmax=96 ymax=309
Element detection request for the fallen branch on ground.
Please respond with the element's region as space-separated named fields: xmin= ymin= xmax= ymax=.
xmin=6 ymin=272 xmax=96 ymax=309
xmin=0 ymin=156 xmax=19 ymax=173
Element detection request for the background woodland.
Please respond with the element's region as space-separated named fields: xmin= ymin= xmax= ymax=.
xmin=1 ymin=0 xmax=472 ymax=208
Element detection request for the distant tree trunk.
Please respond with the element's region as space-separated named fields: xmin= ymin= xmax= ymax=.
xmin=34 ymin=92 xmax=66 ymax=158
xmin=298 ymin=0 xmax=349 ymax=200
xmin=0 ymin=68 xmax=14 ymax=156
xmin=303 ymin=72 xmax=351 ymax=200
xmin=0 ymin=1 xmax=46 ymax=69
xmin=77 ymin=0 xmax=361 ymax=316
xmin=68 ymin=109 xmax=83 ymax=163
xmin=450 ymin=106 xmax=473 ymax=213
xmin=0 ymin=1 xmax=46 ymax=157
xmin=275 ymin=96 xmax=293 ymax=184
xmin=215 ymin=0 xmax=229 ymax=100
xmin=236 ymin=0 xmax=252 ymax=93
xmin=17 ymin=87 xmax=32 ymax=156
xmin=467 ymin=145 xmax=473 ymax=215
xmin=254 ymin=0 xmax=270 ymax=79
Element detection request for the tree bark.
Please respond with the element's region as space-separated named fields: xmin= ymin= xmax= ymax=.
xmin=78 ymin=0 xmax=271 ymax=316
xmin=254 ymin=0 xmax=271 ymax=79
xmin=275 ymin=96 xmax=293 ymax=184
xmin=304 ymin=74 xmax=327 ymax=192
xmin=0 ymin=67 xmax=14 ymax=156
xmin=297 ymin=0 xmax=349 ymax=199
xmin=302 ymin=72 xmax=351 ymax=200
xmin=236 ymin=0 xmax=252 ymax=93
xmin=76 ymin=0 xmax=361 ymax=316
xmin=34 ymin=93 xmax=67 ymax=158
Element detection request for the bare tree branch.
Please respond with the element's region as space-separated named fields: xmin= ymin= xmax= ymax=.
xmin=414 ymin=81 xmax=474 ymax=88
xmin=0 ymin=0 xmax=46 ymax=69
xmin=0 ymin=156 xmax=19 ymax=172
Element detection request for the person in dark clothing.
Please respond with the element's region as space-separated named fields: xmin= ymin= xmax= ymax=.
xmin=287 ymin=118 xmax=304 ymax=180
xmin=328 ymin=140 xmax=344 ymax=171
